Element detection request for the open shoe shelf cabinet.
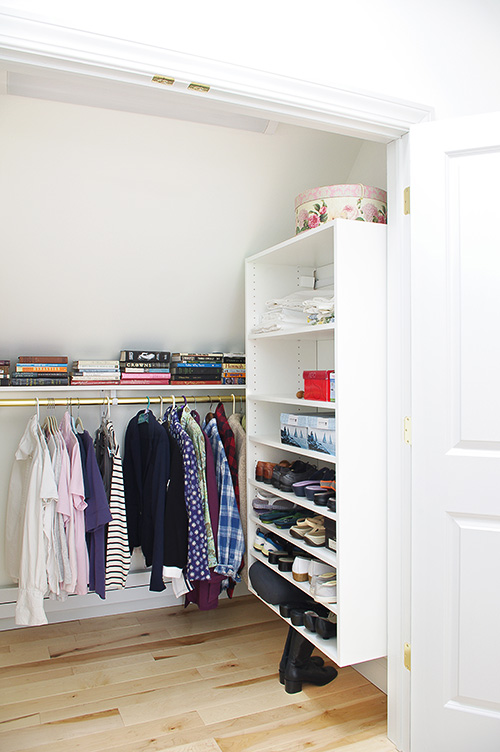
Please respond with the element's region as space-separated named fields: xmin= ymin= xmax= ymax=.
xmin=245 ymin=219 xmax=387 ymax=667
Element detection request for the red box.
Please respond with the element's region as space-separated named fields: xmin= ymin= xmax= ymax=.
xmin=303 ymin=370 xmax=335 ymax=401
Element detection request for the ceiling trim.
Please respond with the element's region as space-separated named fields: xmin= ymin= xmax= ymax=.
xmin=0 ymin=10 xmax=433 ymax=142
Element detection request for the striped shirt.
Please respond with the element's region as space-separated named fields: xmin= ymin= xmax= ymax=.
xmin=95 ymin=420 xmax=130 ymax=590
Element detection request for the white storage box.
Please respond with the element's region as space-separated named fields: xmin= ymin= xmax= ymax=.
xmin=281 ymin=413 xmax=336 ymax=455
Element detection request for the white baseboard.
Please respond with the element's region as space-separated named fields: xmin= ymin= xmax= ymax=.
xmin=0 ymin=578 xmax=251 ymax=631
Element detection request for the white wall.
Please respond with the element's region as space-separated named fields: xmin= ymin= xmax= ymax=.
xmin=0 ymin=94 xmax=374 ymax=362
xmin=2 ymin=0 xmax=500 ymax=119
xmin=0 ymin=92 xmax=386 ymax=589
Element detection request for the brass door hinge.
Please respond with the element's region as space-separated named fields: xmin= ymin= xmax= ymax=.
xmin=404 ymin=642 xmax=411 ymax=671
xmin=404 ymin=416 xmax=412 ymax=445
xmin=404 ymin=187 xmax=410 ymax=215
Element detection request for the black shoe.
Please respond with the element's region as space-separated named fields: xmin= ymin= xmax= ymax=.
xmin=283 ymin=630 xmax=338 ymax=693
xmin=279 ymin=462 xmax=317 ymax=492
xmin=278 ymin=626 xmax=324 ymax=685
xmin=271 ymin=461 xmax=292 ymax=488
xmin=316 ymin=617 xmax=338 ymax=639
xmin=303 ymin=610 xmax=320 ymax=632
xmin=279 ymin=601 xmax=329 ymax=619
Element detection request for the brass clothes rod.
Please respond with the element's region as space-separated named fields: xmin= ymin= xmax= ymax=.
xmin=0 ymin=395 xmax=246 ymax=408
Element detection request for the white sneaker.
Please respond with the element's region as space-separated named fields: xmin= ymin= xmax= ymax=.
xmin=308 ymin=559 xmax=334 ymax=582
xmin=313 ymin=577 xmax=337 ymax=604
xmin=310 ymin=571 xmax=336 ymax=598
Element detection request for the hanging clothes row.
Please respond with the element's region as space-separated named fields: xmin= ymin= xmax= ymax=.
xmin=4 ymin=398 xmax=247 ymax=626
xmin=122 ymin=400 xmax=246 ymax=610
xmin=5 ymin=408 xmax=127 ymax=626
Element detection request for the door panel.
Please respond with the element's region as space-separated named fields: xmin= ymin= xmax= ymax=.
xmin=410 ymin=112 xmax=500 ymax=752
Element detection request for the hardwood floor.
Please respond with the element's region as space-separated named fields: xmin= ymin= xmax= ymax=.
xmin=0 ymin=595 xmax=395 ymax=752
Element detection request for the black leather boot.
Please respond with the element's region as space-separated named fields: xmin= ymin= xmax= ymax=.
xmin=278 ymin=627 xmax=324 ymax=685
xmin=283 ymin=630 xmax=338 ymax=693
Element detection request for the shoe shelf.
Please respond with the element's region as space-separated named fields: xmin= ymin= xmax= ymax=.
xmin=249 ymin=394 xmax=336 ymax=411
xmin=250 ymin=514 xmax=338 ymax=569
xmin=252 ymin=480 xmax=337 ymax=522
xmin=248 ymin=322 xmax=335 ymax=342
xmin=246 ymin=220 xmax=387 ymax=668
xmin=249 ymin=586 xmax=339 ymax=663
xmin=251 ymin=549 xmax=338 ymax=615
xmin=250 ymin=435 xmax=336 ymax=465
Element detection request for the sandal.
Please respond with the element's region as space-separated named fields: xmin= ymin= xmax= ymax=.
xmin=303 ymin=527 xmax=326 ymax=547
xmin=273 ymin=512 xmax=305 ymax=529
xmin=289 ymin=516 xmax=324 ymax=539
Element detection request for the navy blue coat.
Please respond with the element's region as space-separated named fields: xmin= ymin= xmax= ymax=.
xmin=123 ymin=411 xmax=170 ymax=591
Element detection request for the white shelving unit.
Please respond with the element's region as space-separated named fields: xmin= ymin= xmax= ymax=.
xmin=245 ymin=219 xmax=387 ymax=667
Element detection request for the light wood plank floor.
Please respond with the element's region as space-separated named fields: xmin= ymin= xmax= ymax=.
xmin=0 ymin=595 xmax=395 ymax=752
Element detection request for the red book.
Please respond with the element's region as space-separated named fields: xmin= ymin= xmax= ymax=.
xmin=120 ymin=373 xmax=171 ymax=380
xmin=119 ymin=379 xmax=172 ymax=385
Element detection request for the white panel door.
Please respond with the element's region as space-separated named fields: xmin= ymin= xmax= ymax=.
xmin=410 ymin=112 xmax=500 ymax=751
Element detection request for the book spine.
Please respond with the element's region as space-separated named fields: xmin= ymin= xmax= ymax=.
xmin=119 ymin=379 xmax=172 ymax=385
xmin=120 ymin=374 xmax=171 ymax=380
xmin=119 ymin=351 xmax=170 ymax=362
xmin=171 ymin=352 xmax=223 ymax=359
xmin=71 ymin=376 xmax=121 ymax=381
xmin=170 ymin=367 xmax=222 ymax=375
xmin=75 ymin=361 xmax=120 ymax=368
xmin=122 ymin=363 xmax=171 ymax=370
xmin=70 ymin=380 xmax=119 ymax=386
xmin=169 ymin=380 xmax=221 ymax=385
xmin=221 ymin=377 xmax=246 ymax=384
xmin=12 ymin=377 xmax=70 ymax=386
xmin=171 ymin=362 xmax=222 ymax=368
xmin=18 ymin=356 xmax=68 ymax=363
xmin=73 ymin=368 xmax=120 ymax=373
xmin=16 ymin=365 xmax=68 ymax=373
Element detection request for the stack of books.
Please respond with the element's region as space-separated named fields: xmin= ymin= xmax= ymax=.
xmin=13 ymin=356 xmax=70 ymax=386
xmin=119 ymin=350 xmax=171 ymax=385
xmin=0 ymin=360 xmax=10 ymax=386
xmin=170 ymin=353 xmax=223 ymax=384
xmin=222 ymin=353 xmax=246 ymax=384
xmin=71 ymin=360 xmax=121 ymax=386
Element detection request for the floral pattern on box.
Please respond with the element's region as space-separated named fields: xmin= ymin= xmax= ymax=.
xmin=295 ymin=184 xmax=387 ymax=234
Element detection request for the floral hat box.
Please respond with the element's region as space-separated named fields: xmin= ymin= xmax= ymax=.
xmin=295 ymin=183 xmax=387 ymax=234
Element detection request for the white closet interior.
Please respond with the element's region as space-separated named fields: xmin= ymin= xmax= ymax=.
xmin=0 ymin=90 xmax=387 ymax=629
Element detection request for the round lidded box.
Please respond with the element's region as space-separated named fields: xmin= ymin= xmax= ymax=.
xmin=295 ymin=183 xmax=387 ymax=234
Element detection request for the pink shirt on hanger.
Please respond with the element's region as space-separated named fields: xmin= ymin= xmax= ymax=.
xmin=60 ymin=412 xmax=88 ymax=595
xmin=53 ymin=433 xmax=78 ymax=594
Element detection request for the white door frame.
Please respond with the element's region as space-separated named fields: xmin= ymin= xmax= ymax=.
xmin=0 ymin=13 xmax=431 ymax=751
